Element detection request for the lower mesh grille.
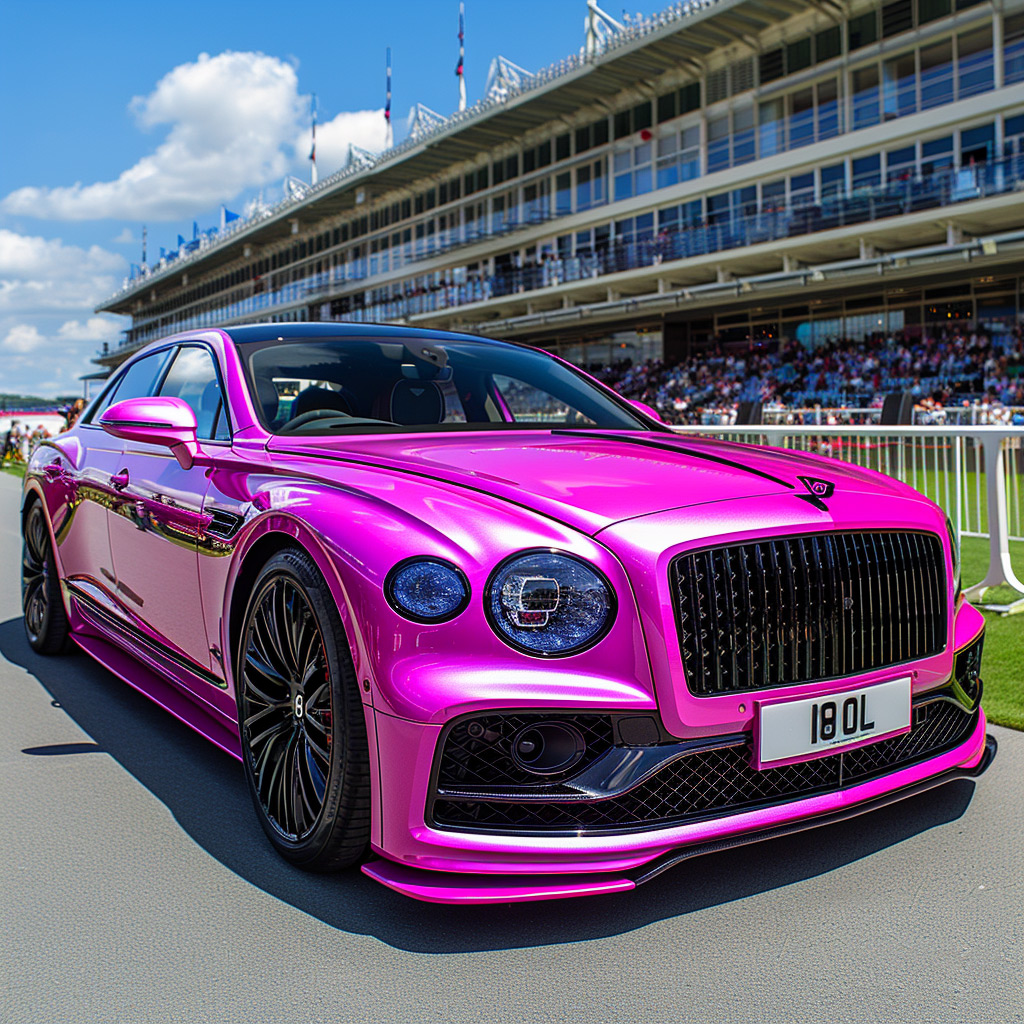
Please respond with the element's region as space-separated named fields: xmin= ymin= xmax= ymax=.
xmin=431 ymin=699 xmax=976 ymax=834
xmin=436 ymin=714 xmax=614 ymax=788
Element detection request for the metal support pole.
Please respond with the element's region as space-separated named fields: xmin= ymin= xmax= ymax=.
xmin=963 ymin=431 xmax=1024 ymax=611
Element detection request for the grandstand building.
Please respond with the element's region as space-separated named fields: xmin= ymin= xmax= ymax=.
xmin=96 ymin=0 xmax=1024 ymax=373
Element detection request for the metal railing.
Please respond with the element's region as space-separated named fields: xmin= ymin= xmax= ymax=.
xmin=108 ymin=151 xmax=1024 ymax=355
xmin=671 ymin=423 xmax=1024 ymax=612
xmin=758 ymin=406 xmax=1024 ymax=426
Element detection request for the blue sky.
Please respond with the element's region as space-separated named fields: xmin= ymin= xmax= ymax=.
xmin=0 ymin=0 xmax=606 ymax=396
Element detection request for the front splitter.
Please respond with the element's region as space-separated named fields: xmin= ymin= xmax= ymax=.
xmin=361 ymin=733 xmax=997 ymax=904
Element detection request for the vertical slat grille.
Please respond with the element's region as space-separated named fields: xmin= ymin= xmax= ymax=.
xmin=672 ymin=531 xmax=947 ymax=696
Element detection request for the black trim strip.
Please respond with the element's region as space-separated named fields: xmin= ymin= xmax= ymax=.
xmin=67 ymin=582 xmax=227 ymax=690
xmin=631 ymin=733 xmax=997 ymax=888
xmin=549 ymin=430 xmax=796 ymax=488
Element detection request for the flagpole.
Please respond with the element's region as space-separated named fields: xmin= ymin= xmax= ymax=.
xmin=385 ymin=48 xmax=393 ymax=149
xmin=309 ymin=93 xmax=318 ymax=186
xmin=457 ymin=3 xmax=466 ymax=112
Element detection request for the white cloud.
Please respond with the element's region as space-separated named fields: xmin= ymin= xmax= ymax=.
xmin=2 ymin=324 xmax=46 ymax=353
xmin=0 ymin=229 xmax=124 ymax=315
xmin=0 ymin=232 xmax=126 ymax=395
xmin=57 ymin=317 xmax=122 ymax=343
xmin=2 ymin=51 xmax=306 ymax=221
xmin=112 ymin=227 xmax=135 ymax=244
xmin=303 ymin=109 xmax=389 ymax=177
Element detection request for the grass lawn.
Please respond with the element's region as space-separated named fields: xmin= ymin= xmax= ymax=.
xmin=961 ymin=536 xmax=1024 ymax=731
xmin=1 ymin=462 xmax=26 ymax=480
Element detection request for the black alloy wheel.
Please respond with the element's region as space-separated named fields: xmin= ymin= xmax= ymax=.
xmin=237 ymin=548 xmax=370 ymax=870
xmin=22 ymin=501 xmax=70 ymax=655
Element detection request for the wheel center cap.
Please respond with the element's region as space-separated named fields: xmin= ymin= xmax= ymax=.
xmin=293 ymin=692 xmax=305 ymax=719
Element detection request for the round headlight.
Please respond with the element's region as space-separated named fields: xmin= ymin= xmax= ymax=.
xmin=486 ymin=550 xmax=614 ymax=656
xmin=385 ymin=558 xmax=469 ymax=622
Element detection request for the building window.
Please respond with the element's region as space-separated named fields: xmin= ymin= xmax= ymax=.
xmin=849 ymin=10 xmax=879 ymax=50
xmin=576 ymin=160 xmax=606 ymax=210
xmin=656 ymin=126 xmax=700 ymax=187
xmin=852 ymin=154 xmax=882 ymax=188
xmin=1006 ymin=13 xmax=1024 ymax=84
xmin=853 ymin=65 xmax=881 ymax=129
xmin=957 ymin=29 xmax=994 ymax=97
xmin=816 ymin=25 xmax=842 ymax=62
xmin=918 ymin=0 xmax=951 ymax=24
xmin=555 ymin=172 xmax=572 ymax=215
xmin=883 ymin=52 xmax=917 ymax=120
xmin=920 ymin=40 xmax=954 ymax=109
xmin=789 ymin=87 xmax=815 ymax=148
xmin=613 ymin=141 xmax=653 ymax=200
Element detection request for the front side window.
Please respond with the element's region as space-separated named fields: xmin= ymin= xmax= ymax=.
xmin=85 ymin=348 xmax=174 ymax=424
xmin=159 ymin=346 xmax=230 ymax=440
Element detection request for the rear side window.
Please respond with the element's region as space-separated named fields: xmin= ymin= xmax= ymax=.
xmin=84 ymin=349 xmax=174 ymax=424
xmin=158 ymin=346 xmax=230 ymax=441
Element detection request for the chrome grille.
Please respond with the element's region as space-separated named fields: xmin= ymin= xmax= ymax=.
xmin=671 ymin=531 xmax=947 ymax=696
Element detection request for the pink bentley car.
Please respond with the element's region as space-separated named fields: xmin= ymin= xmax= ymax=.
xmin=22 ymin=324 xmax=994 ymax=904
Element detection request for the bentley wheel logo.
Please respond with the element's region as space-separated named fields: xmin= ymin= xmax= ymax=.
xmin=797 ymin=476 xmax=835 ymax=510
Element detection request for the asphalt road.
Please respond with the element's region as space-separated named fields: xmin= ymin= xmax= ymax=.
xmin=1 ymin=470 xmax=1021 ymax=1024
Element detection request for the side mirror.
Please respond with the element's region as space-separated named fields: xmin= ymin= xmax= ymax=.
xmin=628 ymin=399 xmax=664 ymax=424
xmin=99 ymin=397 xmax=202 ymax=470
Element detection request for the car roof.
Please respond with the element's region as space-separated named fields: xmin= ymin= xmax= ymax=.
xmin=221 ymin=322 xmax=515 ymax=349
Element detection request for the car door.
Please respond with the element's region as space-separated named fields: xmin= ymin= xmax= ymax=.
xmin=55 ymin=348 xmax=175 ymax=603
xmin=106 ymin=344 xmax=230 ymax=677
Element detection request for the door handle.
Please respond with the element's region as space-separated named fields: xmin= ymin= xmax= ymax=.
xmin=111 ymin=469 xmax=130 ymax=491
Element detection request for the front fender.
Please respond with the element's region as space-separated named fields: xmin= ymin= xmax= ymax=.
xmin=210 ymin=470 xmax=658 ymax=728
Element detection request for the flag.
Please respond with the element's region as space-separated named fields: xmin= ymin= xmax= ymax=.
xmin=192 ymin=220 xmax=199 ymax=239
xmin=177 ymin=234 xmax=186 ymax=248
xmin=456 ymin=3 xmax=464 ymax=77
xmin=309 ymin=93 xmax=317 ymax=164
xmin=385 ymin=48 xmax=392 ymax=124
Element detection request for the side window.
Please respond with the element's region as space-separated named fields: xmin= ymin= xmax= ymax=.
xmin=158 ymin=346 xmax=230 ymax=441
xmin=491 ymin=373 xmax=596 ymax=425
xmin=83 ymin=349 xmax=173 ymax=424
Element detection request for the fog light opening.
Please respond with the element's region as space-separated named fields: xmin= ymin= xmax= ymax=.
xmin=511 ymin=722 xmax=586 ymax=775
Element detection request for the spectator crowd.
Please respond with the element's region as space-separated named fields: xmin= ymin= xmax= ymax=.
xmin=591 ymin=328 xmax=1024 ymax=425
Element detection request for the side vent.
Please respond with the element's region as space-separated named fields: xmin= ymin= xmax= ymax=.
xmin=206 ymin=509 xmax=244 ymax=540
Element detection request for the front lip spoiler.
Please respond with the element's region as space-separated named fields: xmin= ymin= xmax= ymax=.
xmin=361 ymin=734 xmax=997 ymax=904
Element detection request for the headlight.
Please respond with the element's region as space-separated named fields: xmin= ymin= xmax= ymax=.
xmin=385 ymin=558 xmax=469 ymax=622
xmin=946 ymin=516 xmax=961 ymax=599
xmin=486 ymin=550 xmax=615 ymax=656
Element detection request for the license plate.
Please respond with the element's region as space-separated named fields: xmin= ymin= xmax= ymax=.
xmin=754 ymin=677 xmax=912 ymax=770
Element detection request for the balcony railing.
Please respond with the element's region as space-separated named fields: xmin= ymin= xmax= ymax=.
xmin=108 ymin=154 xmax=1024 ymax=354
xmin=671 ymin=423 xmax=1024 ymax=611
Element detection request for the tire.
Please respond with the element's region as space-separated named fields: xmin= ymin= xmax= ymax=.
xmin=236 ymin=547 xmax=371 ymax=870
xmin=22 ymin=500 xmax=71 ymax=655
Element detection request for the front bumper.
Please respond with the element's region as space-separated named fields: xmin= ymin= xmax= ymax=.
xmin=363 ymin=728 xmax=996 ymax=904
xmin=364 ymin=664 xmax=992 ymax=903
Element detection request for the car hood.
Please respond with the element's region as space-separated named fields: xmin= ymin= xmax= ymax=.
xmin=266 ymin=430 xmax=917 ymax=536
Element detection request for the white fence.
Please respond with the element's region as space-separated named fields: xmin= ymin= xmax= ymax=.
xmin=672 ymin=424 xmax=1024 ymax=612
xmin=756 ymin=406 xmax=1024 ymax=427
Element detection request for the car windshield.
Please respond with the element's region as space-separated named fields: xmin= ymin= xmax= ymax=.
xmin=243 ymin=336 xmax=650 ymax=435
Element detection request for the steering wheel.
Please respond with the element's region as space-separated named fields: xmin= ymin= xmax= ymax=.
xmin=278 ymin=408 xmax=354 ymax=433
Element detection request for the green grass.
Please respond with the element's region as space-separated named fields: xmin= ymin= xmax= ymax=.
xmin=961 ymin=536 xmax=1024 ymax=731
xmin=0 ymin=462 xmax=25 ymax=480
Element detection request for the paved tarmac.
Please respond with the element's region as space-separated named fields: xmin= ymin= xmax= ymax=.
xmin=1 ymin=470 xmax=1021 ymax=1024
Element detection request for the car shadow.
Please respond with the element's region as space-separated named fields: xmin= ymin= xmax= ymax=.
xmin=0 ymin=617 xmax=977 ymax=954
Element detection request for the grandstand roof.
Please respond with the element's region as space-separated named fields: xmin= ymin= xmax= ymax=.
xmin=98 ymin=0 xmax=799 ymax=310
